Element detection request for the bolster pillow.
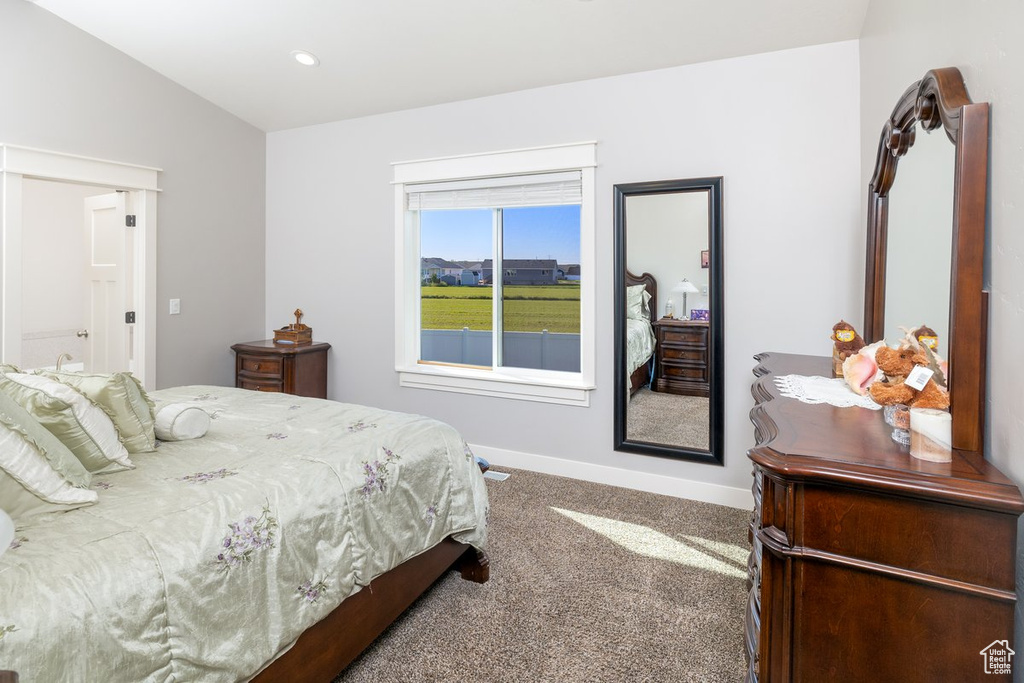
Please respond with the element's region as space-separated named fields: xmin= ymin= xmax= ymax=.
xmin=154 ymin=403 xmax=210 ymax=442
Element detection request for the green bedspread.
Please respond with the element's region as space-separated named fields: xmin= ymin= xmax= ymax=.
xmin=0 ymin=386 xmax=489 ymax=682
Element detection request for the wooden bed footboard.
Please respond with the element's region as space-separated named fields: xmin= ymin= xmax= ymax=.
xmin=252 ymin=537 xmax=488 ymax=682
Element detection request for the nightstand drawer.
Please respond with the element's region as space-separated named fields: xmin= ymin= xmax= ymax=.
xmin=240 ymin=356 xmax=282 ymax=376
xmin=661 ymin=346 xmax=707 ymax=363
xmin=661 ymin=327 xmax=708 ymax=346
xmin=239 ymin=377 xmax=283 ymax=392
xmin=661 ymin=363 xmax=707 ymax=381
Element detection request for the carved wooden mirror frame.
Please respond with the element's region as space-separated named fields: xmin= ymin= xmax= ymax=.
xmin=863 ymin=67 xmax=989 ymax=453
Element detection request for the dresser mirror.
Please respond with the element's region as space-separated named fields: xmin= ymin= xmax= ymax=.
xmin=613 ymin=177 xmax=723 ymax=465
xmin=882 ymin=120 xmax=954 ymax=358
xmin=863 ymin=67 xmax=989 ymax=452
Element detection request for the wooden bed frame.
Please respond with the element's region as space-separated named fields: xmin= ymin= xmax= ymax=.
xmin=254 ymin=538 xmax=489 ymax=681
xmin=625 ymin=270 xmax=657 ymax=396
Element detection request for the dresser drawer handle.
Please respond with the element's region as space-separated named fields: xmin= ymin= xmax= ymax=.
xmin=254 ymin=363 xmax=261 ymax=371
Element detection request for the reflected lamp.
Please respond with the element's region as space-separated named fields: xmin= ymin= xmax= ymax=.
xmin=671 ymin=279 xmax=700 ymax=320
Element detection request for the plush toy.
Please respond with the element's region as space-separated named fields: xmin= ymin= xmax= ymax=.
xmin=911 ymin=325 xmax=939 ymax=352
xmin=868 ymin=345 xmax=950 ymax=410
xmin=831 ymin=320 xmax=866 ymax=377
xmin=900 ymin=325 xmax=948 ymax=388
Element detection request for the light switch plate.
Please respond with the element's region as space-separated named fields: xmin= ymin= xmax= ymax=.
xmin=169 ymin=299 xmax=181 ymax=315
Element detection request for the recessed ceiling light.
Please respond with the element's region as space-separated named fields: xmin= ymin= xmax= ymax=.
xmin=291 ymin=50 xmax=320 ymax=67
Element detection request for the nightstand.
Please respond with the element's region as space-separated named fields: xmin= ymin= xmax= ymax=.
xmin=652 ymin=318 xmax=709 ymax=397
xmin=231 ymin=340 xmax=331 ymax=399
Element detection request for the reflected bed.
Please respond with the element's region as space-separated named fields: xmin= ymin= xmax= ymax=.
xmin=625 ymin=271 xmax=657 ymax=396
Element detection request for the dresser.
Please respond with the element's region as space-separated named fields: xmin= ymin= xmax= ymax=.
xmin=652 ymin=318 xmax=709 ymax=397
xmin=746 ymin=353 xmax=1023 ymax=682
xmin=231 ymin=340 xmax=330 ymax=399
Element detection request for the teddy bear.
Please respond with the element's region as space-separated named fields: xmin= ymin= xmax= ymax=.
xmin=831 ymin=320 xmax=866 ymax=377
xmin=868 ymin=345 xmax=950 ymax=410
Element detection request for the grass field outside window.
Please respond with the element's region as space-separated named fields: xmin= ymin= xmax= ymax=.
xmin=421 ymin=283 xmax=580 ymax=334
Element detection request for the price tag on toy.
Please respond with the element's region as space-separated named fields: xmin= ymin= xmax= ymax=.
xmin=905 ymin=365 xmax=934 ymax=391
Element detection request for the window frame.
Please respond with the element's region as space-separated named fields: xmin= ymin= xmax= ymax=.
xmin=393 ymin=142 xmax=596 ymax=406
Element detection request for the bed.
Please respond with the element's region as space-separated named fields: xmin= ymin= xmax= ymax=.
xmin=0 ymin=384 xmax=489 ymax=682
xmin=625 ymin=271 xmax=657 ymax=396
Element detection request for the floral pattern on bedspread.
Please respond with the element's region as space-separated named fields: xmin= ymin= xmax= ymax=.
xmin=0 ymin=385 xmax=489 ymax=682
xmin=297 ymin=578 xmax=328 ymax=605
xmin=215 ymin=503 xmax=279 ymax=570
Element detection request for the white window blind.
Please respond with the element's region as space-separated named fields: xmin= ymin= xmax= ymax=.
xmin=406 ymin=171 xmax=581 ymax=211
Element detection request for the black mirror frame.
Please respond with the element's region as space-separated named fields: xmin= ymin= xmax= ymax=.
xmin=613 ymin=177 xmax=724 ymax=465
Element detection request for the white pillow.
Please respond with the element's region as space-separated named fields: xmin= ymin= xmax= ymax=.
xmin=155 ymin=403 xmax=210 ymax=441
xmin=10 ymin=373 xmax=133 ymax=472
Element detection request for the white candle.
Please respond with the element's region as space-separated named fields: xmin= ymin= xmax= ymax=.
xmin=910 ymin=408 xmax=952 ymax=462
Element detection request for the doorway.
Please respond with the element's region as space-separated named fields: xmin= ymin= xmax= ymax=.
xmin=20 ymin=180 xmax=136 ymax=374
xmin=0 ymin=144 xmax=159 ymax=388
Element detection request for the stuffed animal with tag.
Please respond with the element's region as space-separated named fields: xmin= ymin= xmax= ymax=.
xmin=869 ymin=345 xmax=950 ymax=410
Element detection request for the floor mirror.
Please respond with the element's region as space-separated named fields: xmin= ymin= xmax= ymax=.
xmin=613 ymin=177 xmax=723 ymax=465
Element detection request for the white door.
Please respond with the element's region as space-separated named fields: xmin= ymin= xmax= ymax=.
xmin=83 ymin=192 xmax=130 ymax=373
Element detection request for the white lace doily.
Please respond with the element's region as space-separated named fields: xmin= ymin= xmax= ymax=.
xmin=773 ymin=374 xmax=881 ymax=411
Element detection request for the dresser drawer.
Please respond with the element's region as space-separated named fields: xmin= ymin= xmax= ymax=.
xmin=239 ymin=356 xmax=283 ymax=376
xmin=661 ymin=346 xmax=707 ymax=363
xmin=661 ymin=327 xmax=708 ymax=346
xmin=239 ymin=377 xmax=284 ymax=393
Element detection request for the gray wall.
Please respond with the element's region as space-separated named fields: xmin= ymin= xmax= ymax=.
xmin=266 ymin=40 xmax=863 ymax=496
xmin=859 ymin=0 xmax=1024 ymax=670
xmin=0 ymin=0 xmax=266 ymax=388
xmin=627 ymin=191 xmax=712 ymax=317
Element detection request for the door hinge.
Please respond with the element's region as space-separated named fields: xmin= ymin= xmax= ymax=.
xmin=125 ymin=215 xmax=137 ymax=227
xmin=125 ymin=311 xmax=136 ymax=324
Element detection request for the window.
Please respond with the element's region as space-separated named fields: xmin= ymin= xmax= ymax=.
xmin=393 ymin=142 xmax=596 ymax=406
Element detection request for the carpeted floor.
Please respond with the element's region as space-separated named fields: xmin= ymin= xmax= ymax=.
xmin=336 ymin=468 xmax=749 ymax=683
xmin=626 ymin=387 xmax=710 ymax=450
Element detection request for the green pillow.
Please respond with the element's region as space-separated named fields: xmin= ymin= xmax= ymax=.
xmin=41 ymin=371 xmax=157 ymax=453
xmin=0 ymin=388 xmax=91 ymax=489
xmin=0 ymin=373 xmax=133 ymax=473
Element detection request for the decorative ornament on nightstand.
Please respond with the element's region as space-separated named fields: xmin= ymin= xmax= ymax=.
xmin=671 ymin=280 xmax=699 ymax=320
xmin=274 ymin=309 xmax=313 ymax=345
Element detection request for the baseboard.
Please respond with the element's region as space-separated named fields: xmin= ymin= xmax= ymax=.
xmin=470 ymin=444 xmax=753 ymax=510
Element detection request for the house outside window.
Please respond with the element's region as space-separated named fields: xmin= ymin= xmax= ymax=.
xmin=393 ymin=142 xmax=596 ymax=406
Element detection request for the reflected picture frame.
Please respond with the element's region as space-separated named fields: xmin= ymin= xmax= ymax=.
xmin=700 ymin=249 xmax=710 ymax=269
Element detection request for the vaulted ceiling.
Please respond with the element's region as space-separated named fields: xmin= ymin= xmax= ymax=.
xmin=29 ymin=0 xmax=870 ymax=132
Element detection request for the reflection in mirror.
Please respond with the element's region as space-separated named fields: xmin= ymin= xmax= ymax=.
xmin=864 ymin=68 xmax=989 ymax=452
xmin=614 ymin=178 xmax=723 ymax=465
xmin=883 ymin=122 xmax=954 ymax=357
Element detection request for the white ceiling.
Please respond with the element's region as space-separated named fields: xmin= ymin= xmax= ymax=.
xmin=30 ymin=0 xmax=870 ymax=132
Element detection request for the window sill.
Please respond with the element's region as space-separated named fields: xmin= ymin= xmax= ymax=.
xmin=397 ymin=365 xmax=594 ymax=407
